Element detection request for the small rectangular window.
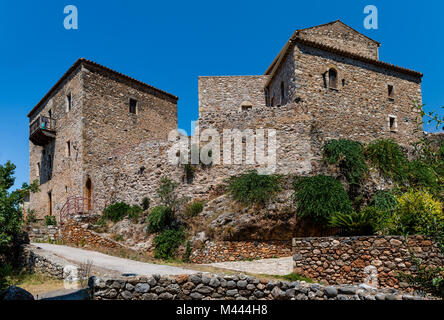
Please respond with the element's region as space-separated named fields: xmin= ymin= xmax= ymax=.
xmin=67 ymin=93 xmax=72 ymax=112
xmin=129 ymin=98 xmax=137 ymax=114
xmin=388 ymin=85 xmax=394 ymax=100
xmin=66 ymin=140 xmax=71 ymax=157
xmin=389 ymin=115 xmax=397 ymax=132
xmin=36 ymin=162 xmax=40 ymax=176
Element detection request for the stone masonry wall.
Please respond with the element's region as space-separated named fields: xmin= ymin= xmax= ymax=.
xmin=292 ymin=235 xmax=443 ymax=290
xmin=296 ymin=21 xmax=380 ymax=60
xmin=89 ymin=273 xmax=430 ymax=300
xmin=189 ymin=241 xmax=292 ymax=264
xmin=29 ymin=65 xmax=85 ymax=219
xmin=198 ymin=76 xmax=269 ymax=113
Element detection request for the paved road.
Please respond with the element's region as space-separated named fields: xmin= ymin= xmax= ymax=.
xmin=205 ymin=257 xmax=293 ymax=276
xmin=32 ymin=243 xmax=198 ymax=276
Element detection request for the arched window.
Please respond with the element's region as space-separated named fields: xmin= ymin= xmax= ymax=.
xmin=280 ymin=81 xmax=285 ymax=104
xmin=328 ymin=68 xmax=338 ymax=89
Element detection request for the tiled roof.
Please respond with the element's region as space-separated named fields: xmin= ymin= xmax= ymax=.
xmin=28 ymin=58 xmax=178 ymax=118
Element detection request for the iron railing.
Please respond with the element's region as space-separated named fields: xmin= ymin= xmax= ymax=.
xmin=30 ymin=116 xmax=56 ymax=136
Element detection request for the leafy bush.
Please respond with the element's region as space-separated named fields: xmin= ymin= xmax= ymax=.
xmin=323 ymin=139 xmax=367 ymax=186
xmin=146 ymin=206 xmax=174 ymax=233
xmin=26 ymin=210 xmax=37 ymax=224
xmin=44 ymin=215 xmax=57 ymax=226
xmin=184 ymin=200 xmax=204 ymax=217
xmin=102 ymin=202 xmax=131 ymax=222
xmin=153 ymin=229 xmax=185 ymax=260
xmin=408 ymin=160 xmax=440 ymax=193
xmin=329 ymin=207 xmax=378 ymax=236
xmin=364 ymin=139 xmax=408 ymax=182
xmin=141 ymin=197 xmax=150 ymax=211
xmin=371 ymin=190 xmax=398 ymax=212
xmin=293 ymin=175 xmax=352 ymax=224
xmin=0 ymin=161 xmax=39 ymax=249
xmin=156 ymin=176 xmax=180 ymax=210
xmin=127 ymin=205 xmax=143 ymax=222
xmin=227 ymin=170 xmax=282 ymax=206
xmin=386 ymin=190 xmax=443 ymax=237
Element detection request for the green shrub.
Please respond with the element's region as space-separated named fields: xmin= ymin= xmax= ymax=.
xmin=147 ymin=206 xmax=174 ymax=233
xmin=386 ymin=190 xmax=443 ymax=238
xmin=141 ymin=197 xmax=150 ymax=211
xmin=157 ymin=177 xmax=180 ymax=210
xmin=153 ymin=229 xmax=185 ymax=260
xmin=323 ymin=139 xmax=367 ymax=186
xmin=102 ymin=202 xmax=131 ymax=222
xmin=44 ymin=215 xmax=57 ymax=226
xmin=408 ymin=160 xmax=440 ymax=193
xmin=127 ymin=205 xmax=143 ymax=222
xmin=184 ymin=200 xmax=204 ymax=217
xmin=329 ymin=207 xmax=378 ymax=236
xmin=364 ymin=139 xmax=408 ymax=182
xmin=227 ymin=170 xmax=282 ymax=206
xmin=293 ymin=175 xmax=352 ymax=224
xmin=371 ymin=190 xmax=398 ymax=212
xmin=26 ymin=210 xmax=37 ymax=224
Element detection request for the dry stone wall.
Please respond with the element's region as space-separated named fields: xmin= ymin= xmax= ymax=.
xmin=89 ymin=273 xmax=429 ymax=300
xmin=292 ymin=235 xmax=443 ymax=290
xmin=189 ymin=241 xmax=291 ymax=264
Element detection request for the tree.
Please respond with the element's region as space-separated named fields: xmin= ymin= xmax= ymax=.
xmin=0 ymin=161 xmax=39 ymax=249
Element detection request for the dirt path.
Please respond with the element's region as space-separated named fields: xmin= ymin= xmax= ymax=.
xmin=32 ymin=243 xmax=199 ymax=276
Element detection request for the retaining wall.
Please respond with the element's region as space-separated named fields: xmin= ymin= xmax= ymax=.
xmin=292 ymin=235 xmax=443 ymax=290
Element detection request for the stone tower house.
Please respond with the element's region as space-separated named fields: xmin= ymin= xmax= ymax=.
xmin=28 ymin=21 xmax=423 ymax=220
xmin=28 ymin=58 xmax=178 ymax=219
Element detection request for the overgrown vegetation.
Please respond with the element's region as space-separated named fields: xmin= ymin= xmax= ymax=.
xmin=44 ymin=215 xmax=57 ymax=226
xmin=293 ymin=175 xmax=352 ymax=224
xmin=141 ymin=197 xmax=150 ymax=211
xmin=397 ymin=253 xmax=444 ymax=298
xmin=101 ymin=202 xmax=142 ymax=223
xmin=0 ymin=161 xmax=39 ymax=249
xmin=365 ymin=138 xmax=408 ymax=183
xmin=323 ymin=139 xmax=367 ymax=186
xmin=329 ymin=206 xmax=379 ymax=236
xmin=385 ymin=190 xmax=443 ymax=240
xmin=226 ymin=170 xmax=282 ymax=206
xmin=153 ymin=229 xmax=185 ymax=260
xmin=184 ymin=200 xmax=204 ymax=217
xmin=146 ymin=206 xmax=173 ymax=233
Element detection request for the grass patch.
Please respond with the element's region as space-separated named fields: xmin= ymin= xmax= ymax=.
xmin=273 ymin=273 xmax=314 ymax=283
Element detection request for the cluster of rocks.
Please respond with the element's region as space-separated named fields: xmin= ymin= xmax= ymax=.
xmin=190 ymin=240 xmax=291 ymax=264
xmin=292 ymin=235 xmax=443 ymax=290
xmin=90 ymin=273 xmax=429 ymax=300
xmin=27 ymin=224 xmax=59 ymax=242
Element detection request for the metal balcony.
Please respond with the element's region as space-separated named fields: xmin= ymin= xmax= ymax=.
xmin=29 ymin=116 xmax=56 ymax=146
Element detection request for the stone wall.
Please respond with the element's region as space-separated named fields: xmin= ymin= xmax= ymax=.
xmin=89 ymin=272 xmax=429 ymax=300
xmin=198 ymin=76 xmax=269 ymax=113
xmin=292 ymin=235 xmax=443 ymax=290
xmin=20 ymin=245 xmax=73 ymax=280
xmin=296 ymin=21 xmax=380 ymax=60
xmin=60 ymin=220 xmax=124 ymax=250
xmin=189 ymin=241 xmax=291 ymax=264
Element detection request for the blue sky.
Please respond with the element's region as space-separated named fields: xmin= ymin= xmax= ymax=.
xmin=0 ymin=0 xmax=443 ymax=189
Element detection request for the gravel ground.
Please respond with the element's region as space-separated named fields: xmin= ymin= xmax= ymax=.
xmin=204 ymin=257 xmax=293 ymax=275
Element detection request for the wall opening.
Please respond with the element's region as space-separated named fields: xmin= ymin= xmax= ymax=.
xmin=66 ymin=140 xmax=71 ymax=157
xmin=388 ymin=115 xmax=398 ymax=132
xmin=328 ymin=68 xmax=338 ymax=89
xmin=48 ymin=191 xmax=52 ymax=216
xmin=66 ymin=93 xmax=72 ymax=112
xmin=388 ymin=85 xmax=395 ymax=100
xmin=85 ymin=177 xmax=92 ymax=211
xmin=129 ymin=98 xmax=138 ymax=114
xmin=280 ymin=81 xmax=285 ymax=105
